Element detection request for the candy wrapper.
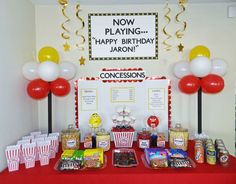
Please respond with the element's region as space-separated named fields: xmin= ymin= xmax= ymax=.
xmin=5 ymin=145 xmax=21 ymax=172
xmin=21 ymin=143 xmax=37 ymax=169
xmin=112 ymin=149 xmax=138 ymax=167
xmin=166 ymin=149 xmax=188 ymax=159
xmin=37 ymin=140 xmax=51 ymax=166
xmin=45 ymin=136 xmax=59 ymax=158
xmin=17 ymin=139 xmax=30 ymax=164
xmin=168 ymin=157 xmax=195 ymax=168
xmin=144 ymin=148 xmax=168 ymax=168
xmin=84 ymin=148 xmax=104 ymax=169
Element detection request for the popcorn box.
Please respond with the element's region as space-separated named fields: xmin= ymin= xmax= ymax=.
xmin=17 ymin=139 xmax=30 ymax=164
xmin=5 ymin=145 xmax=21 ymax=172
xmin=31 ymin=138 xmax=45 ymax=161
xmin=22 ymin=135 xmax=34 ymax=142
xmin=30 ymin=131 xmax=42 ymax=138
xmin=22 ymin=143 xmax=36 ymax=169
xmin=37 ymin=140 xmax=51 ymax=166
xmin=45 ymin=136 xmax=59 ymax=158
xmin=112 ymin=131 xmax=135 ymax=148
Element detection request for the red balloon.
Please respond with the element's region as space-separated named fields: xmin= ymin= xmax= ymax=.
xmin=27 ymin=79 xmax=50 ymax=100
xmin=50 ymin=78 xmax=70 ymax=96
xmin=201 ymin=74 xmax=224 ymax=93
xmin=178 ymin=75 xmax=200 ymax=94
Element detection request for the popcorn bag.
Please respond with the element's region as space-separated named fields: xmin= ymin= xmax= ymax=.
xmin=17 ymin=139 xmax=31 ymax=164
xmin=5 ymin=145 xmax=21 ymax=172
xmin=37 ymin=140 xmax=51 ymax=166
xmin=22 ymin=143 xmax=37 ymax=169
xmin=30 ymin=131 xmax=42 ymax=138
xmin=31 ymin=137 xmax=45 ymax=161
xmin=45 ymin=136 xmax=59 ymax=159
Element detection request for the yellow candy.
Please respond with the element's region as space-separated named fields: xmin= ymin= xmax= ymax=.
xmin=89 ymin=113 xmax=101 ymax=128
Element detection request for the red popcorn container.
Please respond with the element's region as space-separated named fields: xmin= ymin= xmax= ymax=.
xmin=5 ymin=145 xmax=21 ymax=172
xmin=112 ymin=129 xmax=135 ymax=148
xmin=37 ymin=140 xmax=51 ymax=166
xmin=22 ymin=143 xmax=37 ymax=169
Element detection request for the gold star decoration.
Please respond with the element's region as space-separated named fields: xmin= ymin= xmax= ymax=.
xmin=178 ymin=43 xmax=184 ymax=52
xmin=63 ymin=42 xmax=70 ymax=52
xmin=79 ymin=56 xmax=85 ymax=65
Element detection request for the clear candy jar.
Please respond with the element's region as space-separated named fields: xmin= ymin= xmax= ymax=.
xmin=61 ymin=124 xmax=80 ymax=151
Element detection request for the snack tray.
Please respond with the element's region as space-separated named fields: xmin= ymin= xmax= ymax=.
xmin=112 ymin=148 xmax=139 ymax=167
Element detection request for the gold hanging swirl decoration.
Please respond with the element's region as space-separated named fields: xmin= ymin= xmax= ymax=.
xmin=75 ymin=4 xmax=85 ymax=51
xmin=162 ymin=1 xmax=172 ymax=51
xmin=175 ymin=0 xmax=187 ymax=39
xmin=58 ymin=0 xmax=71 ymax=51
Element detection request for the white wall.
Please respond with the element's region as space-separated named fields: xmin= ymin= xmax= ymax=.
xmin=0 ymin=0 xmax=37 ymax=171
xmin=35 ymin=3 xmax=236 ymax=153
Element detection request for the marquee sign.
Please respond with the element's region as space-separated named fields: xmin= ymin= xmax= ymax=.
xmin=88 ymin=13 xmax=158 ymax=60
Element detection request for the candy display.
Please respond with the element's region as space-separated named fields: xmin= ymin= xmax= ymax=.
xmin=144 ymin=148 xmax=168 ymax=168
xmin=84 ymin=148 xmax=104 ymax=169
xmin=61 ymin=124 xmax=80 ymax=151
xmin=112 ymin=149 xmax=138 ymax=167
xmin=112 ymin=107 xmax=135 ymax=148
xmin=96 ymin=129 xmax=110 ymax=151
xmin=169 ymin=123 xmax=189 ymax=151
xmin=137 ymin=129 xmax=151 ymax=149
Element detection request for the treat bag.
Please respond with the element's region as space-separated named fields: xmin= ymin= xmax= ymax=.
xmin=22 ymin=135 xmax=34 ymax=142
xmin=45 ymin=136 xmax=59 ymax=158
xmin=22 ymin=143 xmax=37 ymax=169
xmin=30 ymin=131 xmax=42 ymax=138
xmin=5 ymin=145 xmax=21 ymax=172
xmin=17 ymin=139 xmax=30 ymax=164
xmin=31 ymin=137 xmax=45 ymax=161
xmin=37 ymin=140 xmax=51 ymax=166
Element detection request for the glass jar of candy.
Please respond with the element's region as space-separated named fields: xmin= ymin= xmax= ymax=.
xmin=137 ymin=128 xmax=151 ymax=149
xmin=96 ymin=129 xmax=110 ymax=151
xmin=61 ymin=124 xmax=80 ymax=151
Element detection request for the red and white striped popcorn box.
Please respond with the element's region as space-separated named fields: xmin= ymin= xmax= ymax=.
xmin=45 ymin=136 xmax=59 ymax=158
xmin=37 ymin=140 xmax=51 ymax=166
xmin=48 ymin=133 xmax=60 ymax=152
xmin=22 ymin=143 xmax=37 ymax=169
xmin=17 ymin=139 xmax=31 ymax=164
xmin=31 ymin=137 xmax=45 ymax=161
xmin=30 ymin=131 xmax=42 ymax=138
xmin=35 ymin=134 xmax=48 ymax=139
xmin=5 ymin=145 xmax=21 ymax=172
xmin=22 ymin=135 xmax=34 ymax=142
xmin=112 ymin=131 xmax=135 ymax=148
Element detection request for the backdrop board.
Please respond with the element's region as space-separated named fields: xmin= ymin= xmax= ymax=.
xmin=88 ymin=13 xmax=158 ymax=60
xmin=75 ymin=74 xmax=170 ymax=141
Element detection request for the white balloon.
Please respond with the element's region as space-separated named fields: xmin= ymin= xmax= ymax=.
xmin=22 ymin=61 xmax=39 ymax=80
xmin=59 ymin=62 xmax=77 ymax=80
xmin=211 ymin=58 xmax=227 ymax=76
xmin=190 ymin=56 xmax=212 ymax=78
xmin=38 ymin=61 xmax=60 ymax=82
xmin=173 ymin=61 xmax=191 ymax=78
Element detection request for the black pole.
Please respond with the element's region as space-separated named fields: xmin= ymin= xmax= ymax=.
xmin=48 ymin=92 xmax=52 ymax=134
xmin=197 ymin=87 xmax=202 ymax=134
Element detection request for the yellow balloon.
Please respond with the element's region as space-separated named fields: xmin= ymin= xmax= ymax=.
xmin=89 ymin=113 xmax=101 ymax=129
xmin=38 ymin=46 xmax=60 ymax=64
xmin=189 ymin=45 xmax=210 ymax=61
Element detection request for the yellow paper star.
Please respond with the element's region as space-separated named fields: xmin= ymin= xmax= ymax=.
xmin=178 ymin=43 xmax=184 ymax=52
xmin=63 ymin=43 xmax=70 ymax=52
xmin=79 ymin=56 xmax=85 ymax=65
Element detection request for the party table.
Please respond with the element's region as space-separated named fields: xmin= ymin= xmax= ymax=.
xmin=1 ymin=141 xmax=236 ymax=184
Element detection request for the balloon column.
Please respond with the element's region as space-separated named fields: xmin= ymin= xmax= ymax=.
xmin=173 ymin=45 xmax=227 ymax=134
xmin=22 ymin=46 xmax=77 ymax=133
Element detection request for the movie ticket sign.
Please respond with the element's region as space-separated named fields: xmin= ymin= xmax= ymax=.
xmin=88 ymin=13 xmax=158 ymax=60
